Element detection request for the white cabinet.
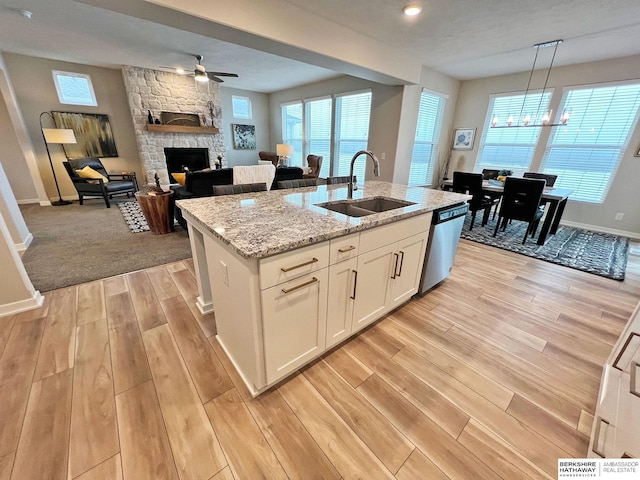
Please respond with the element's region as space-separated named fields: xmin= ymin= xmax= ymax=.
xmin=202 ymin=212 xmax=431 ymax=396
xmin=352 ymin=243 xmax=397 ymax=331
xmin=326 ymin=258 xmax=358 ymax=348
xmin=590 ymin=301 xmax=640 ymax=458
xmin=389 ymin=232 xmax=429 ymax=309
xmin=262 ymin=269 xmax=328 ymax=384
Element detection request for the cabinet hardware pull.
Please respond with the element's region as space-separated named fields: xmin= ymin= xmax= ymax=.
xmin=281 ymin=277 xmax=318 ymax=294
xmin=391 ymin=253 xmax=399 ymax=279
xmin=612 ymin=332 xmax=640 ymax=371
xmin=631 ymin=361 xmax=640 ymax=398
xmin=591 ymin=416 xmax=609 ymax=458
xmin=397 ymin=250 xmax=405 ymax=277
xmin=338 ymin=245 xmax=356 ymax=253
xmin=350 ymin=270 xmax=358 ymax=300
xmin=281 ymin=258 xmax=318 ymax=272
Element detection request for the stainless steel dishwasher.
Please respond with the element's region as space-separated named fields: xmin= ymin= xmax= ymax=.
xmin=417 ymin=202 xmax=468 ymax=294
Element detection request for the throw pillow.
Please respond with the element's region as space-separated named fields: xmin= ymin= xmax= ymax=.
xmin=76 ymin=166 xmax=109 ymax=183
xmin=172 ymin=172 xmax=186 ymax=186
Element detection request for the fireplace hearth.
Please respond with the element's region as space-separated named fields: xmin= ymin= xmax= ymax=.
xmin=164 ymin=148 xmax=210 ymax=176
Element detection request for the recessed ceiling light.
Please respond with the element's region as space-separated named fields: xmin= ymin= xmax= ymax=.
xmin=403 ymin=5 xmax=422 ymax=16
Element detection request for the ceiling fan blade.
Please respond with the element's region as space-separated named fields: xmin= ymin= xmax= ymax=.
xmin=209 ymin=72 xmax=239 ymax=78
xmin=207 ymin=73 xmax=224 ymax=83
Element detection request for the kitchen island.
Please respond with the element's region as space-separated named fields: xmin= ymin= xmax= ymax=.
xmin=178 ymin=180 xmax=469 ymax=395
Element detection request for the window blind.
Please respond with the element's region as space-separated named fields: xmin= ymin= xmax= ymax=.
xmin=540 ymin=83 xmax=640 ymax=203
xmin=334 ymin=91 xmax=372 ymax=181
xmin=305 ymin=98 xmax=332 ymax=178
xmin=476 ymin=92 xmax=551 ymax=176
xmin=281 ymin=102 xmax=303 ymax=166
xmin=408 ymin=91 xmax=445 ymax=186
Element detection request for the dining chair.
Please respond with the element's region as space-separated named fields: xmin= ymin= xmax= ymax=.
xmin=481 ymin=168 xmax=502 ymax=217
xmin=452 ymin=171 xmax=495 ymax=230
xmin=481 ymin=168 xmax=500 ymax=180
xmin=277 ymin=178 xmax=318 ymax=189
xmin=212 ymin=183 xmax=267 ymax=195
xmin=493 ymin=177 xmax=546 ymax=244
xmin=523 ymin=172 xmax=558 ymax=211
xmin=523 ymin=172 xmax=558 ymax=187
xmin=326 ymin=175 xmax=356 ymax=185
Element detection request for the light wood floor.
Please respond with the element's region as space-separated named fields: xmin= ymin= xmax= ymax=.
xmin=1 ymin=240 xmax=639 ymax=480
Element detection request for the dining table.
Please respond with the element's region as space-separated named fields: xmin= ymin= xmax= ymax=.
xmin=441 ymin=178 xmax=573 ymax=246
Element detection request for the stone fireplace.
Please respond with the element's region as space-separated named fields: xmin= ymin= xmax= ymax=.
xmin=121 ymin=65 xmax=226 ymax=185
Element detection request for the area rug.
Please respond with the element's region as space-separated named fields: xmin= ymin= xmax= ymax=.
xmin=118 ymin=201 xmax=177 ymax=233
xmin=460 ymin=214 xmax=629 ymax=280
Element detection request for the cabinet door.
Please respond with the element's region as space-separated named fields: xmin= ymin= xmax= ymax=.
xmin=589 ymin=365 xmax=622 ymax=458
xmin=613 ymin=366 xmax=640 ymax=458
xmin=262 ymin=269 xmax=328 ymax=384
xmin=389 ymin=232 xmax=428 ymax=309
xmin=326 ymin=258 xmax=358 ymax=348
xmin=352 ymin=244 xmax=395 ymax=332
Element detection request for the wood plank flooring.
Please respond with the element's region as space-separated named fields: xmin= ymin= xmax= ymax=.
xmin=0 ymin=240 xmax=639 ymax=479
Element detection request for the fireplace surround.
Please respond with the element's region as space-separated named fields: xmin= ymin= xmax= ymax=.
xmin=165 ymin=148 xmax=209 ymax=176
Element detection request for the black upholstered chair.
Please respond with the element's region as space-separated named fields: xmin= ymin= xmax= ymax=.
xmin=212 ymin=183 xmax=267 ymax=196
xmin=277 ymin=178 xmax=318 ymax=189
xmin=62 ymin=157 xmax=137 ymax=208
xmin=481 ymin=168 xmax=500 ymax=180
xmin=271 ymin=167 xmax=303 ymax=190
xmin=523 ymin=172 xmax=558 ymax=187
xmin=452 ymin=171 xmax=494 ymax=230
xmin=326 ymin=175 xmax=356 ymax=185
xmin=493 ymin=177 xmax=546 ymax=244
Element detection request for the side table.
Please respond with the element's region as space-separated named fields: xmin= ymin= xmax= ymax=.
xmin=135 ymin=190 xmax=174 ymax=234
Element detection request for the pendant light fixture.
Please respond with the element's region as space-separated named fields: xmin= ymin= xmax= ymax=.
xmin=491 ymin=39 xmax=570 ymax=128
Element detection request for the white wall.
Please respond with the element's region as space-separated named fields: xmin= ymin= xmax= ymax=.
xmin=452 ymin=54 xmax=640 ymax=235
xmin=220 ymin=86 xmax=270 ymax=166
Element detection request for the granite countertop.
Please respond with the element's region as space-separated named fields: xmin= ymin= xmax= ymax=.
xmin=177 ymin=180 xmax=470 ymax=259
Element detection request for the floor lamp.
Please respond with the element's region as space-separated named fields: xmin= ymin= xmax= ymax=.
xmin=39 ymin=112 xmax=76 ymax=206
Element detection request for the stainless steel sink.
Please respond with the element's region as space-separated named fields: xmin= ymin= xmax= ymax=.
xmin=316 ymin=197 xmax=416 ymax=217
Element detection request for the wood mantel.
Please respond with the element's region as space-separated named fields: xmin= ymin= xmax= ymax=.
xmin=146 ymin=124 xmax=220 ymax=134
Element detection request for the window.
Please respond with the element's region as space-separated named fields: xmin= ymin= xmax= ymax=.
xmin=476 ymin=92 xmax=551 ymax=175
xmin=408 ymin=90 xmax=446 ymax=186
xmin=52 ymin=70 xmax=97 ymax=106
xmin=232 ymin=96 xmax=252 ymax=119
xmin=282 ymin=102 xmax=303 ymax=166
xmin=280 ymin=90 xmax=372 ymax=178
xmin=305 ymin=97 xmax=332 ymax=178
xmin=540 ymin=83 xmax=640 ymax=203
xmin=334 ymin=91 xmax=372 ymax=182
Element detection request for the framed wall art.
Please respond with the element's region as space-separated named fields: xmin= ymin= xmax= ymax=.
xmin=452 ymin=128 xmax=476 ymax=150
xmin=52 ymin=111 xmax=118 ymax=159
xmin=232 ymin=124 xmax=256 ymax=150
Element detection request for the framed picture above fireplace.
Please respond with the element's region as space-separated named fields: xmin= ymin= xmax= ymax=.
xmin=232 ymin=124 xmax=256 ymax=150
xmin=52 ymin=111 xmax=118 ymax=159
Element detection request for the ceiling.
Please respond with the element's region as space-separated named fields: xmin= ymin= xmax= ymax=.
xmin=1 ymin=0 xmax=640 ymax=93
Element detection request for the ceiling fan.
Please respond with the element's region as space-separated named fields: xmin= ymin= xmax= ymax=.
xmin=159 ymin=54 xmax=239 ymax=83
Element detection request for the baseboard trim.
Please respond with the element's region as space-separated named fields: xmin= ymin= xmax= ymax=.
xmin=15 ymin=232 xmax=33 ymax=253
xmin=196 ymin=296 xmax=214 ymax=315
xmin=0 ymin=290 xmax=44 ymax=318
xmin=560 ymin=220 xmax=640 ymax=241
xmin=16 ymin=198 xmax=41 ymax=205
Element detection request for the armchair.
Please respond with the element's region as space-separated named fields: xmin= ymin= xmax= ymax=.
xmin=62 ymin=157 xmax=138 ymax=208
xmin=304 ymin=155 xmax=323 ymax=178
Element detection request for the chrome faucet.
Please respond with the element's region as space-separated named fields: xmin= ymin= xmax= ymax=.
xmin=348 ymin=150 xmax=380 ymax=199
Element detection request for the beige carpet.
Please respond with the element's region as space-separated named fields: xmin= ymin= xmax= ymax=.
xmin=20 ymin=197 xmax=192 ymax=292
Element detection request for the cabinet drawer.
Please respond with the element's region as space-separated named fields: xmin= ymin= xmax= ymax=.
xmin=612 ymin=331 xmax=640 ymax=374
xmin=359 ymin=213 xmax=431 ymax=254
xmin=329 ymin=233 xmax=360 ymax=265
xmin=260 ymin=241 xmax=329 ymax=290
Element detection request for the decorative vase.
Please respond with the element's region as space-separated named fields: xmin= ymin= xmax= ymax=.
xmin=147 ymin=110 xmax=153 ymax=124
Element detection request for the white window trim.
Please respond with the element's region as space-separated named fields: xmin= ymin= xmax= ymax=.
xmin=52 ymin=70 xmax=97 ymax=106
xmin=231 ymin=95 xmax=252 ymax=119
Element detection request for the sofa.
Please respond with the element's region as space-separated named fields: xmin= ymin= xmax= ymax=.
xmin=172 ymin=166 xmax=303 ymax=229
